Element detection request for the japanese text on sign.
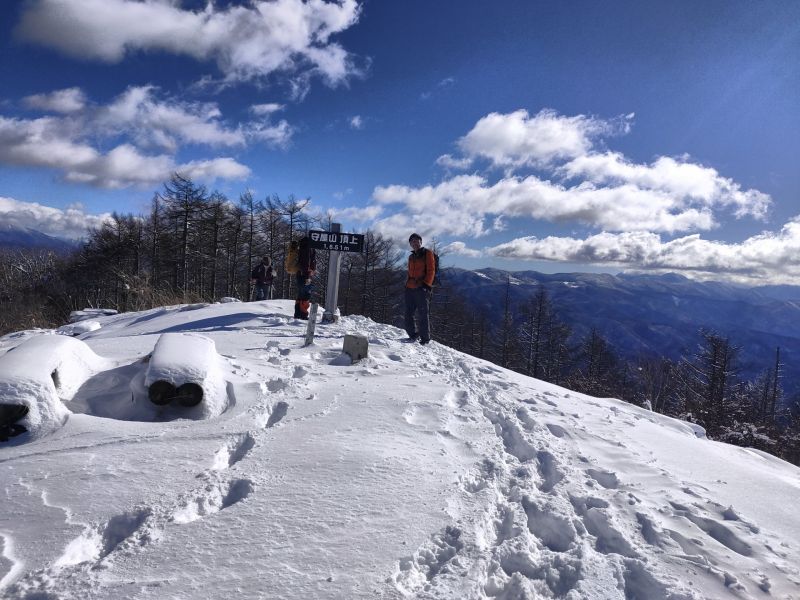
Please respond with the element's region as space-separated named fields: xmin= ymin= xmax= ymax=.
xmin=308 ymin=230 xmax=364 ymax=252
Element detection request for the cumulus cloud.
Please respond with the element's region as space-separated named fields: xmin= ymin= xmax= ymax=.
xmin=560 ymin=152 xmax=770 ymax=220
xmin=16 ymin=0 xmax=363 ymax=87
xmin=373 ymin=173 xmax=719 ymax=236
xmin=454 ymin=109 xmax=632 ymax=170
xmin=349 ymin=115 xmax=364 ymax=129
xmin=0 ymin=196 xmax=112 ymax=240
xmin=23 ymin=87 xmax=87 ymax=113
xmin=177 ymin=157 xmax=251 ymax=181
xmin=97 ymin=86 xmax=245 ymax=150
xmin=0 ymin=86 xmax=286 ymax=188
xmin=364 ymin=107 xmax=777 ymax=281
xmin=442 ymin=241 xmax=482 ymax=258
xmin=432 ymin=109 xmax=768 ymax=224
xmin=486 ymin=220 xmax=800 ymax=285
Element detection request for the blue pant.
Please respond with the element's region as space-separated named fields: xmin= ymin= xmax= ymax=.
xmin=404 ymin=287 xmax=431 ymax=342
xmin=254 ymin=283 xmax=273 ymax=301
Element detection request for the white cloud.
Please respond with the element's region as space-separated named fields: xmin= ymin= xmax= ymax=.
xmin=0 ymin=115 xmax=100 ymax=171
xmin=455 ymin=109 xmax=631 ymax=169
xmin=442 ymin=241 xmax=482 ymax=258
xmin=23 ymin=87 xmax=87 ymax=113
xmin=435 ymin=154 xmax=473 ymax=170
xmin=560 ymin=152 xmax=770 ymax=220
xmin=373 ymin=173 xmax=719 ymax=237
xmin=0 ymin=196 xmax=112 ymax=240
xmin=331 ymin=204 xmax=383 ymax=222
xmin=420 ymin=76 xmax=456 ymax=100
xmin=364 ymin=107 xmax=774 ymax=284
xmin=0 ymin=112 xmax=251 ymax=188
xmin=16 ymin=0 xmax=363 ymax=87
xmin=177 ymin=157 xmax=251 ymax=182
xmin=246 ymin=119 xmax=294 ymax=148
xmin=250 ymin=103 xmax=285 ymax=116
xmin=0 ymin=87 xmax=285 ymax=188
xmin=98 ymin=86 xmax=245 ymax=150
xmin=486 ymin=220 xmax=800 ymax=285
xmin=332 ymin=188 xmax=353 ymax=200
xmin=349 ymin=115 xmax=364 ymax=129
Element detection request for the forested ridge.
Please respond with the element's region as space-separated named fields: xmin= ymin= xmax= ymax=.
xmin=2 ymin=174 xmax=800 ymax=464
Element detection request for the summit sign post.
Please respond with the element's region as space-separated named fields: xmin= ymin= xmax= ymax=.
xmin=308 ymin=225 xmax=363 ymax=323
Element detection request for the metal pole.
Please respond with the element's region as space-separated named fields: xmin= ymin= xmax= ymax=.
xmin=322 ymin=222 xmax=342 ymax=323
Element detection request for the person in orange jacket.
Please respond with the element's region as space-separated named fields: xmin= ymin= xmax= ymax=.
xmin=404 ymin=232 xmax=435 ymax=344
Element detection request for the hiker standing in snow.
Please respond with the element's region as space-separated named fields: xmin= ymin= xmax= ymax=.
xmin=293 ymin=236 xmax=316 ymax=320
xmin=404 ymin=233 xmax=435 ymax=345
xmin=250 ymin=256 xmax=276 ymax=301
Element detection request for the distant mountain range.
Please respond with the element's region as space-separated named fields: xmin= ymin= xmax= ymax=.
xmin=0 ymin=225 xmax=77 ymax=252
xmin=443 ymin=268 xmax=800 ymax=395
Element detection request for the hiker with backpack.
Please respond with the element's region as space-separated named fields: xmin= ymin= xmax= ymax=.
xmin=250 ymin=256 xmax=277 ymax=301
xmin=285 ymin=236 xmax=316 ymax=320
xmin=404 ymin=232 xmax=436 ymax=345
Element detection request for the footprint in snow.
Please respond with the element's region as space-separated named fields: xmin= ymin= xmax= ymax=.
xmin=668 ymin=501 xmax=754 ymax=557
xmin=55 ymin=507 xmax=153 ymax=568
xmin=586 ymin=468 xmax=620 ymax=489
xmin=522 ymin=497 xmax=576 ymax=552
xmin=211 ymin=433 xmax=255 ymax=470
xmin=265 ymin=401 xmax=289 ymax=428
xmin=545 ymin=423 xmax=568 ymax=438
xmin=171 ymin=478 xmax=254 ymax=525
xmin=265 ymin=378 xmax=289 ymax=393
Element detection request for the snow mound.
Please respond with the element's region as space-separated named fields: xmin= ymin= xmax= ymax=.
xmin=141 ymin=332 xmax=229 ymax=419
xmin=69 ymin=308 xmax=118 ymax=323
xmin=0 ymin=334 xmax=110 ymax=440
xmin=58 ymin=320 xmax=102 ymax=336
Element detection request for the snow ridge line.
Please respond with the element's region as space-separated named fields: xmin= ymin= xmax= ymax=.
xmin=0 ymin=532 xmax=24 ymax=592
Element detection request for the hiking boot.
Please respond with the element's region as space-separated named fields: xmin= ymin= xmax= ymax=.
xmin=420 ymin=339 xmax=430 ymax=345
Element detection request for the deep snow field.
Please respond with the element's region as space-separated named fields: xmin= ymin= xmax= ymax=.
xmin=1 ymin=299 xmax=799 ymax=600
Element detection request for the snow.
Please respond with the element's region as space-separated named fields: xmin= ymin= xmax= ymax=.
xmin=1 ymin=300 xmax=799 ymax=599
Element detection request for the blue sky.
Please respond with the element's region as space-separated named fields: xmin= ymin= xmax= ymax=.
xmin=0 ymin=0 xmax=798 ymax=284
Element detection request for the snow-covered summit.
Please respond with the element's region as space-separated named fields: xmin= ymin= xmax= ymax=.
xmin=1 ymin=300 xmax=799 ymax=599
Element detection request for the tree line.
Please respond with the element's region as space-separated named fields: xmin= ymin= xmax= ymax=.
xmin=1 ymin=174 xmax=799 ymax=464
xmin=435 ymin=277 xmax=800 ymax=466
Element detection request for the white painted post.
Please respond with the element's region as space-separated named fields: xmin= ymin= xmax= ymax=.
xmin=323 ymin=222 xmax=342 ymax=324
xmin=304 ymin=302 xmax=319 ymax=346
